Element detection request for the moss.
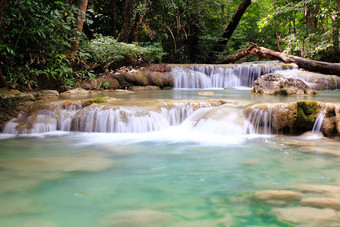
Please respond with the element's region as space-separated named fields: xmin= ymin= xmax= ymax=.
xmin=274 ymin=89 xmax=288 ymax=96
xmin=84 ymin=97 xmax=109 ymax=106
xmin=294 ymin=101 xmax=320 ymax=131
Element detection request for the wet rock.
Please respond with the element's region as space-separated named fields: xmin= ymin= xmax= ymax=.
xmin=251 ymin=74 xmax=317 ymax=96
xmin=299 ymin=131 xmax=324 ymax=137
xmin=282 ymin=70 xmax=340 ymax=90
xmin=253 ymin=190 xmax=302 ymax=201
xmin=129 ymin=86 xmax=161 ymax=91
xmin=145 ymin=71 xmax=174 ymax=88
xmin=99 ymin=210 xmax=175 ymax=227
xmin=244 ymin=101 xmax=339 ymax=135
xmin=271 ymin=207 xmax=338 ymax=226
xmin=198 ymin=92 xmax=215 ymax=96
xmin=38 ymin=90 xmax=59 ymax=100
xmin=59 ymin=88 xmax=90 ymax=99
xmin=301 ymin=197 xmax=340 ymax=210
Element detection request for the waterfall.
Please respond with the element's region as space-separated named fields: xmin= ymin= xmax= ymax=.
xmin=312 ymin=107 xmax=326 ymax=133
xmin=245 ymin=107 xmax=273 ymax=134
xmin=171 ymin=63 xmax=291 ymax=89
xmin=3 ymin=101 xmax=212 ymax=134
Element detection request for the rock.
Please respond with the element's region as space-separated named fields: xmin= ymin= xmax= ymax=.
xmin=59 ymin=88 xmax=90 ymax=99
xmin=301 ymin=197 xmax=340 ymax=210
xmin=99 ymin=210 xmax=175 ymax=227
xmin=129 ymin=86 xmax=161 ymax=91
xmin=299 ymin=131 xmax=324 ymax=137
xmin=145 ymin=71 xmax=174 ymax=88
xmin=198 ymin=92 xmax=215 ymax=96
xmin=0 ymin=156 xmax=114 ymax=173
xmin=0 ymin=197 xmax=41 ymax=217
xmin=271 ymin=207 xmax=338 ymax=226
xmin=251 ymin=73 xmax=318 ymax=96
xmin=281 ymin=70 xmax=340 ymax=90
xmin=253 ymin=190 xmax=303 ymax=201
xmin=39 ymin=90 xmax=59 ymax=100
xmin=244 ymin=101 xmax=339 ymax=135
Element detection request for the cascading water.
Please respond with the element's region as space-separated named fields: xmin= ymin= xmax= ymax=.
xmin=245 ymin=107 xmax=273 ymax=134
xmin=171 ymin=63 xmax=294 ymax=89
xmin=3 ymin=101 xmax=215 ymax=134
xmin=312 ymin=107 xmax=327 ymax=134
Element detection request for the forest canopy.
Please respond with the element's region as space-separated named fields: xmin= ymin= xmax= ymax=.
xmin=0 ymin=0 xmax=339 ymax=90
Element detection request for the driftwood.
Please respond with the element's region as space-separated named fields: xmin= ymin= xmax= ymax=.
xmin=221 ymin=45 xmax=340 ymax=76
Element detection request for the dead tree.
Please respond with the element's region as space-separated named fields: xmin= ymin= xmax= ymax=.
xmin=221 ymin=45 xmax=340 ymax=76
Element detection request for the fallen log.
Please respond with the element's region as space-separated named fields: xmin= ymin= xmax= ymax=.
xmin=220 ymin=45 xmax=340 ymax=76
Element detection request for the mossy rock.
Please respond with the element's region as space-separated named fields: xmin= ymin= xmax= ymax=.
xmin=84 ymin=97 xmax=110 ymax=106
xmin=294 ymin=101 xmax=320 ymax=130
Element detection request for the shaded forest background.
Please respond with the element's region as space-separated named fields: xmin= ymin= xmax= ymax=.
xmin=0 ymin=0 xmax=339 ymax=90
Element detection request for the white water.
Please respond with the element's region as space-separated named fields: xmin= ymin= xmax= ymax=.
xmin=172 ymin=63 xmax=291 ymax=89
xmin=312 ymin=107 xmax=327 ymax=133
xmin=3 ymin=100 xmax=263 ymax=138
xmin=246 ymin=107 xmax=273 ymax=134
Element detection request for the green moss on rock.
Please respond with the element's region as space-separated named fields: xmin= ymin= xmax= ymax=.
xmin=294 ymin=101 xmax=320 ymax=130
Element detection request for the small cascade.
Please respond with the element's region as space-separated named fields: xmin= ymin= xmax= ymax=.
xmin=245 ymin=107 xmax=273 ymax=134
xmin=312 ymin=107 xmax=327 ymax=133
xmin=172 ymin=63 xmax=291 ymax=89
xmin=181 ymin=105 xmax=245 ymax=136
xmin=3 ymin=101 xmax=213 ymax=134
xmin=3 ymin=102 xmax=83 ymax=134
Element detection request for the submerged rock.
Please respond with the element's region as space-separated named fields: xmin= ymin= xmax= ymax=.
xmin=251 ymin=73 xmax=317 ymax=96
xmin=253 ymin=190 xmax=302 ymax=201
xmin=301 ymin=197 xmax=340 ymax=210
xmin=0 ymin=156 xmax=114 ymax=173
xmin=198 ymin=92 xmax=215 ymax=96
xmin=99 ymin=210 xmax=176 ymax=227
xmin=271 ymin=207 xmax=338 ymax=226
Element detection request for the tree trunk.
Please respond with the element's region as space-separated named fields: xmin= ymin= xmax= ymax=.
xmin=111 ymin=0 xmax=118 ymax=37
xmin=118 ymin=0 xmax=135 ymax=43
xmin=209 ymin=0 xmax=251 ymax=60
xmin=70 ymin=0 xmax=89 ymax=60
xmin=220 ymin=0 xmax=251 ymax=45
xmin=0 ymin=0 xmax=9 ymax=19
xmin=221 ymin=45 xmax=340 ymax=76
xmin=129 ymin=0 xmax=147 ymax=42
xmin=0 ymin=66 xmax=7 ymax=88
xmin=275 ymin=21 xmax=282 ymax=52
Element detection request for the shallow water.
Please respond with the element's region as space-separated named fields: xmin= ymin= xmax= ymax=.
xmin=1 ymin=89 xmax=340 ymax=227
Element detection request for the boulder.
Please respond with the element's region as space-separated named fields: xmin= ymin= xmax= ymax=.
xmin=244 ymin=101 xmax=340 ymax=136
xmin=251 ymin=74 xmax=317 ymax=96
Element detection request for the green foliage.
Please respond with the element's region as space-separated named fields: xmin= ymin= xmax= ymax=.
xmin=0 ymin=0 xmax=78 ymax=89
xmin=79 ymin=35 xmax=164 ymax=66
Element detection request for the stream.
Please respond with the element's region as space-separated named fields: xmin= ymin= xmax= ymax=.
xmin=0 ymin=63 xmax=340 ymax=227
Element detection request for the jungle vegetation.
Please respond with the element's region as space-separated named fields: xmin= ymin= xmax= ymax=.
xmin=0 ymin=0 xmax=338 ymax=90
